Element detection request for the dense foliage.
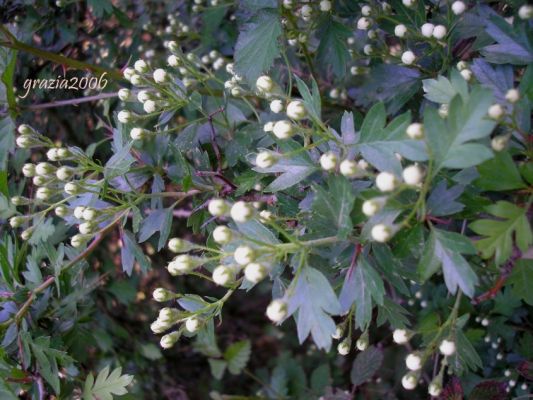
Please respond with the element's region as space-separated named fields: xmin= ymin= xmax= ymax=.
xmin=0 ymin=0 xmax=532 ymax=399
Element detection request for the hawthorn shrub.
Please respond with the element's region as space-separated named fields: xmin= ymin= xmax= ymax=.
xmin=0 ymin=0 xmax=532 ymax=399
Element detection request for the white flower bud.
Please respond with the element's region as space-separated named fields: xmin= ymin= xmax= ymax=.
xmin=405 ymin=353 xmax=422 ymax=371
xmin=153 ymin=288 xmax=174 ymax=302
xmin=150 ymin=320 xmax=168 ymax=334
xmin=244 ymin=262 xmax=267 ymax=283
xmin=57 ymin=148 xmax=70 ymax=159
xmin=428 ymin=381 xmax=442 ymax=397
xmin=263 ymin=121 xmax=274 ymax=132
xmin=22 ymin=163 xmax=36 ymax=177
xmin=230 ymin=86 xmax=243 ymax=97
xmin=439 ymin=339 xmax=456 ymax=356
xmin=266 ymin=299 xmax=288 ymax=323
xmin=46 ymin=148 xmax=59 ymax=161
xmin=55 ymin=205 xmax=69 ymax=217
xmin=17 ymin=124 xmax=33 ymax=135
xmin=134 ymin=59 xmax=148 ymax=73
xmin=35 ymin=162 xmax=55 ymax=176
xmin=332 ymin=326 xmax=343 ymax=339
xmin=361 ymin=5 xmax=371 ymax=16
xmin=357 ymin=17 xmax=371 ymax=30
xmin=213 ymin=57 xmax=225 ymax=71
xmin=491 ymin=135 xmax=509 ymax=152
xmin=339 ymin=159 xmax=359 ymax=178
xmin=421 ymin=23 xmax=435 ymax=37
xmin=130 ymin=74 xmax=143 ymax=86
xmin=64 ymin=182 xmax=81 ymax=195
xmin=356 ymin=337 xmax=369 ymax=351
xmin=9 ymin=216 xmax=25 ymax=228
xmin=337 ymin=340 xmax=350 ymax=355
xmin=432 ymin=25 xmax=447 ymax=39
xmin=319 ymin=0 xmax=331 ymax=12
xmin=16 ymin=136 xmax=33 ymax=148
xmin=362 ymin=197 xmax=385 ymax=217
xmin=231 ymin=201 xmax=254 ymax=223
xmin=74 ymin=206 xmax=86 ymax=219
xmin=208 ymin=198 xmax=229 ymax=217
xmin=301 ymin=5 xmax=312 ymax=19
xmin=71 ymin=233 xmax=90 ymax=248
xmin=36 ymin=187 xmax=53 ymax=200
xmin=123 ymin=67 xmax=135 ymax=80
xmin=505 ymin=88 xmax=520 ymax=104
xmin=118 ymin=88 xmax=131 ymax=101
xmin=402 ymin=0 xmax=415 ymax=7
xmin=393 ymin=329 xmax=409 ymax=344
xmin=259 ymin=210 xmax=273 ymax=223
xmin=460 ymin=69 xmax=473 ymax=81
xmin=519 ymin=4 xmax=533 ymax=20
xmin=376 ymin=171 xmax=398 ymax=192
xmin=130 ymin=127 xmax=148 ymax=141
xmin=402 ymin=373 xmax=418 ymax=390
xmin=272 ymin=120 xmax=294 ymax=139
xmin=256 ymin=75 xmax=274 ymax=93
xmin=256 ymin=151 xmax=277 ymax=169
xmin=79 ymin=221 xmax=96 ymax=235
xmin=167 ymin=255 xmax=195 ymax=275
xmin=394 ymin=24 xmax=407 ymax=37
xmin=56 ymin=166 xmax=74 ymax=181
xmin=401 ymin=50 xmax=416 ymax=65
xmin=318 ymin=152 xmax=337 ymax=172
xmin=212 ymin=265 xmax=234 ymax=286
xmin=451 ymin=1 xmax=466 ymax=15
xmin=136 ymin=90 xmax=150 ymax=103
xmin=213 ymin=226 xmax=232 ymax=244
xmin=406 ymin=122 xmax=424 ymax=139
xmin=185 ymin=316 xmax=201 ymax=333
xmin=282 ymin=0 xmax=293 ymax=9
xmin=167 ymin=55 xmax=180 ymax=67
xmin=329 ymin=88 xmax=340 ymax=99
xmin=168 ymin=238 xmax=186 ymax=253
xmin=363 ymin=44 xmax=373 ymax=55
xmin=371 ymin=224 xmax=392 ymax=243
xmin=21 ymin=228 xmax=33 ymax=241
xmin=153 ymin=68 xmax=168 ymax=83
xmin=269 ymin=99 xmax=284 ymax=114
xmin=33 ymin=175 xmax=48 ymax=186
xmin=234 ymin=245 xmax=255 ymax=265
xmin=402 ymin=164 xmax=424 ymax=186
xmin=117 ymin=110 xmax=133 ymax=124
xmin=488 ymin=104 xmax=504 ymax=120
xmin=286 ymin=100 xmax=307 ymax=120
xmin=160 ymin=331 xmax=180 ymax=349
xmin=82 ymin=207 xmax=97 ymax=221
xmin=143 ymin=100 xmax=157 ymax=113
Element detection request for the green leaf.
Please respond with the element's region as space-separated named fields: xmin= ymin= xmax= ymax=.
xmin=350 ymin=346 xmax=383 ymax=387
xmin=0 ymin=117 xmax=15 ymax=170
xmin=104 ymin=142 xmax=135 ymax=179
xmin=287 ymin=267 xmax=341 ymax=350
xmin=316 ymin=16 xmax=351 ymax=78
xmin=308 ymin=175 xmax=355 ymax=239
xmin=224 ymin=340 xmax=251 ymax=375
xmin=376 ymin=297 xmax=411 ymax=329
xmin=470 ymin=201 xmax=533 ymax=265
xmin=294 ymin=75 xmax=321 ymax=120
xmin=424 ymin=87 xmax=496 ymax=172
xmin=354 ymin=104 xmax=427 ymax=174
xmin=474 ymin=151 xmax=526 ymax=191
xmin=449 ymin=330 xmax=482 ymax=374
xmin=234 ymin=10 xmax=282 ymax=83
xmin=83 ymin=365 xmax=133 ymax=400
xmin=423 ymin=75 xmax=458 ymax=104
xmin=339 ymin=257 xmax=385 ymax=329
xmin=21 ymin=333 xmax=74 ymax=395
xmin=506 ymin=260 xmax=533 ymax=305
xmin=208 ymin=358 xmax=227 ymax=380
xmin=28 ymin=218 xmax=55 ymax=245
xmin=418 ymin=229 xmax=478 ymax=298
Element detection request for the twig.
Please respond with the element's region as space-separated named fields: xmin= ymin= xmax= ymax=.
xmin=24 ymin=92 xmax=118 ymax=110
xmin=207 ymin=106 xmax=225 ymax=172
xmin=0 ymin=217 xmax=122 ymax=328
